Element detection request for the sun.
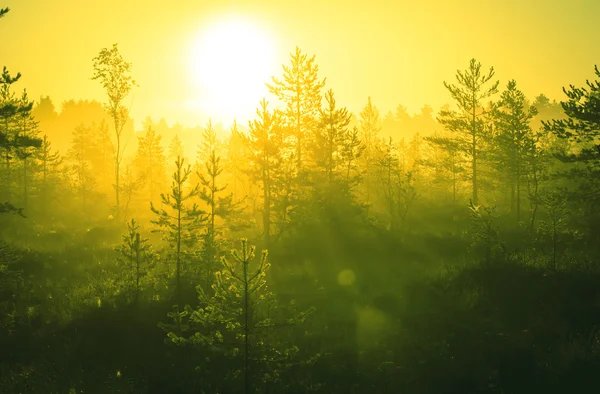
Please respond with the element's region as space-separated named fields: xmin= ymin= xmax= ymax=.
xmin=188 ymin=17 xmax=277 ymax=122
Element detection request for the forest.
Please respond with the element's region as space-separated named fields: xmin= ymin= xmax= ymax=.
xmin=2 ymin=4 xmax=600 ymax=394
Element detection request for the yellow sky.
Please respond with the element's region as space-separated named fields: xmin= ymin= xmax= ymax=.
xmin=2 ymin=0 xmax=598 ymax=129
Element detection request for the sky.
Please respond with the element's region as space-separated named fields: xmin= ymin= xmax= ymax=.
xmin=2 ymin=0 xmax=599 ymax=130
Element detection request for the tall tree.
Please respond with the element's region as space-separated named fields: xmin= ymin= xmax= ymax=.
xmin=244 ymin=99 xmax=284 ymax=245
xmin=267 ymin=47 xmax=325 ymax=170
xmin=438 ymin=59 xmax=499 ymax=204
xmin=92 ymin=43 xmax=137 ymax=217
xmin=492 ymin=80 xmax=538 ymax=223
xmin=0 ymin=67 xmax=23 ymax=202
xmin=313 ymin=89 xmax=352 ymax=187
xmin=543 ymin=65 xmax=600 ymax=241
xmin=196 ymin=135 xmax=240 ymax=278
xmin=358 ymin=96 xmax=382 ymax=207
xmin=14 ymin=89 xmax=42 ymax=208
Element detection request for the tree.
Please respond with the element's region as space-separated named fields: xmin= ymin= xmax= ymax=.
xmin=92 ymin=43 xmax=137 ymax=217
xmin=1 ymin=67 xmax=23 ymax=202
xmin=313 ymin=89 xmax=352 ymax=187
xmin=492 ymin=80 xmax=538 ymax=223
xmin=267 ymin=47 xmax=326 ymax=170
xmin=121 ymin=163 xmax=145 ymax=221
xmin=134 ymin=126 xmax=167 ymax=204
xmin=151 ymin=157 xmax=205 ymax=305
xmin=375 ymin=137 xmax=417 ymax=231
xmin=35 ymin=135 xmax=63 ymax=210
xmin=424 ymin=133 xmax=465 ymax=202
xmin=225 ymin=120 xmax=247 ymax=202
xmin=339 ymin=126 xmax=365 ymax=186
xmin=14 ymin=89 xmax=42 ymax=209
xmin=115 ymin=218 xmax=156 ymax=304
xmin=168 ymin=133 xmax=184 ymax=163
xmin=164 ymin=239 xmax=315 ymax=394
xmin=438 ymin=59 xmax=499 ymax=204
xmin=244 ymin=99 xmax=284 ymax=245
xmin=89 ymin=119 xmax=115 ymax=195
xmin=67 ymin=124 xmax=96 ymax=215
xmin=358 ymin=97 xmax=382 ymax=208
xmin=543 ymin=65 xmax=600 ymax=244
xmin=544 ymin=65 xmax=600 ymax=144
xmin=196 ymin=119 xmax=218 ymax=166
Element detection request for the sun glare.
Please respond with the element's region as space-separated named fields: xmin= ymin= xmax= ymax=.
xmin=188 ymin=17 xmax=277 ymax=122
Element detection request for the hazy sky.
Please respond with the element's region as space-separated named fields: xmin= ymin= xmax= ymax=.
xmin=2 ymin=0 xmax=599 ymax=129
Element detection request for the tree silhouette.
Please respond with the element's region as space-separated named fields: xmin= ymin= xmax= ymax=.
xmin=151 ymin=157 xmax=205 ymax=305
xmin=438 ymin=59 xmax=499 ymax=204
xmin=92 ymin=43 xmax=137 ymax=218
xmin=267 ymin=47 xmax=325 ymax=170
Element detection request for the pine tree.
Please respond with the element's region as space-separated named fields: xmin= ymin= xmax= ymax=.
xmin=375 ymin=137 xmax=417 ymax=231
xmin=151 ymin=157 xmax=205 ymax=305
xmin=492 ymin=80 xmax=538 ymax=223
xmin=313 ymin=89 xmax=351 ymax=187
xmin=134 ymin=126 xmax=167 ymax=204
xmin=542 ymin=65 xmax=600 ymax=244
xmin=358 ymin=97 xmax=382 ymax=208
xmin=0 ymin=67 xmax=23 ymax=202
xmin=89 ymin=119 xmax=115 ymax=195
xmin=244 ymin=100 xmax=285 ymax=245
xmin=14 ymin=89 xmax=42 ymax=209
xmin=35 ymin=135 xmax=63 ymax=210
xmin=438 ymin=59 xmax=499 ymax=204
xmin=67 ymin=124 xmax=96 ymax=216
xmin=424 ymin=133 xmax=465 ymax=202
xmin=197 ymin=119 xmax=218 ymax=165
xmin=225 ymin=120 xmax=247 ymax=202
xmin=121 ymin=163 xmax=145 ymax=221
xmin=339 ymin=126 xmax=365 ymax=186
xmin=115 ymin=218 xmax=156 ymax=304
xmin=92 ymin=43 xmax=137 ymax=217
xmin=168 ymin=134 xmax=184 ymax=163
xmin=267 ymin=47 xmax=325 ymax=170
xmin=163 ymin=239 xmax=315 ymax=394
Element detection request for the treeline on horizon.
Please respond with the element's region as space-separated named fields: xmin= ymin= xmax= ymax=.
xmin=2 ymin=5 xmax=600 ymax=394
